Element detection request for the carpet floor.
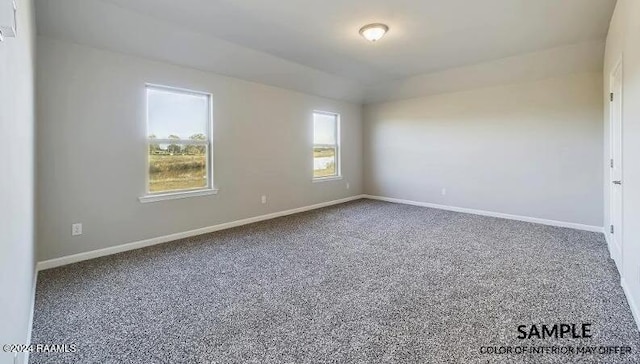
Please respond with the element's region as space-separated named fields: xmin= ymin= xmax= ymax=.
xmin=31 ymin=199 xmax=640 ymax=363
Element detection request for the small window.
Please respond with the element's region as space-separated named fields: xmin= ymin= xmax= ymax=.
xmin=313 ymin=111 xmax=340 ymax=179
xmin=145 ymin=85 xmax=212 ymax=195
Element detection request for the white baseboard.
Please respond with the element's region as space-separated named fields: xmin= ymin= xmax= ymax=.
xmin=621 ymin=278 xmax=640 ymax=332
xmin=36 ymin=195 xmax=365 ymax=271
xmin=363 ymin=195 xmax=604 ymax=233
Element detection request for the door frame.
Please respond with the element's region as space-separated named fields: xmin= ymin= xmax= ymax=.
xmin=608 ymin=55 xmax=623 ymax=270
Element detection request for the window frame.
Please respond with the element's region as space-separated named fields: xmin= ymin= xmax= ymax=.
xmin=139 ymin=84 xmax=217 ymax=203
xmin=312 ymin=110 xmax=342 ymax=182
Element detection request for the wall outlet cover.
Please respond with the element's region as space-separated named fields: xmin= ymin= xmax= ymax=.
xmin=72 ymin=223 xmax=82 ymax=236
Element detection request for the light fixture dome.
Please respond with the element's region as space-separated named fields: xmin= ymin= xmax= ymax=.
xmin=359 ymin=23 xmax=389 ymax=42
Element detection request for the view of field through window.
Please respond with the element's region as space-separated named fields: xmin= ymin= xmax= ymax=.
xmin=147 ymin=86 xmax=211 ymax=193
xmin=149 ymin=139 xmax=207 ymax=193
xmin=313 ymin=112 xmax=339 ymax=178
xmin=313 ymin=147 xmax=336 ymax=178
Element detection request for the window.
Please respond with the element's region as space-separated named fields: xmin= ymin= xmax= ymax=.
xmin=143 ymin=85 xmax=214 ymax=199
xmin=313 ymin=111 xmax=340 ymax=179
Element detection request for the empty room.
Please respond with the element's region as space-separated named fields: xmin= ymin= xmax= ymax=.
xmin=2 ymin=0 xmax=640 ymax=363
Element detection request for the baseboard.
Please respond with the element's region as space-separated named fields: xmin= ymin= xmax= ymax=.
xmin=36 ymin=195 xmax=365 ymax=271
xmin=363 ymin=195 xmax=604 ymax=233
xmin=621 ymin=278 xmax=640 ymax=332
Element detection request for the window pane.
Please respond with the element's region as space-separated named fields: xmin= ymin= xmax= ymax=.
xmin=313 ymin=113 xmax=337 ymax=145
xmin=147 ymin=87 xmax=209 ymax=140
xmin=149 ymin=143 xmax=207 ymax=193
xmin=314 ymin=147 xmax=337 ymax=178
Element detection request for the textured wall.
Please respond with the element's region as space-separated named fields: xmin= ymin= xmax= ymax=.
xmin=36 ymin=37 xmax=362 ymax=261
xmin=0 ymin=0 xmax=36 ymax=363
xmin=363 ymin=72 xmax=603 ymax=226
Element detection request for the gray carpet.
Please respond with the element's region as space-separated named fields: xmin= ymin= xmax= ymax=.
xmin=31 ymin=199 xmax=640 ymax=363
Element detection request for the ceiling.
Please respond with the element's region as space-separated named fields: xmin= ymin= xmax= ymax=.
xmin=35 ymin=0 xmax=617 ymax=102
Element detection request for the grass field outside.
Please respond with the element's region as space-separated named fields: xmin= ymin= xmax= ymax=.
xmin=148 ymin=147 xmax=336 ymax=192
xmin=314 ymin=147 xmax=337 ymax=178
xmin=149 ymin=153 xmax=207 ymax=192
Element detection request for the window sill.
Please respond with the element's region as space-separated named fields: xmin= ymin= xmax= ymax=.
xmin=313 ymin=176 xmax=343 ymax=183
xmin=139 ymin=188 xmax=219 ymax=203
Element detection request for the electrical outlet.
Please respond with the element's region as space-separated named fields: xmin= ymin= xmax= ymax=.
xmin=346 ymin=182 xmax=350 ymax=189
xmin=261 ymin=195 xmax=267 ymax=204
xmin=71 ymin=223 xmax=82 ymax=236
xmin=441 ymin=188 xmax=447 ymax=196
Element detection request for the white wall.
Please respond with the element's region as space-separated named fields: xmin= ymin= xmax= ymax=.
xmin=0 ymin=0 xmax=36 ymax=363
xmin=365 ymin=41 xmax=605 ymax=104
xmin=34 ymin=0 xmax=365 ymax=103
xmin=36 ymin=37 xmax=362 ymax=262
xmin=603 ymin=0 xmax=640 ymax=328
xmin=364 ymin=72 xmax=603 ymax=227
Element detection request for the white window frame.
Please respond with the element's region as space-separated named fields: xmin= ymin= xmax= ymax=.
xmin=312 ymin=110 xmax=342 ymax=182
xmin=139 ymin=84 xmax=218 ymax=203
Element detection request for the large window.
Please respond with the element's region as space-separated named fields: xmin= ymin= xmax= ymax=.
xmin=145 ymin=85 xmax=212 ymax=196
xmin=313 ymin=111 xmax=340 ymax=179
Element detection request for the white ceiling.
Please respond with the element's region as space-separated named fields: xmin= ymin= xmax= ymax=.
xmin=35 ymin=0 xmax=616 ymax=103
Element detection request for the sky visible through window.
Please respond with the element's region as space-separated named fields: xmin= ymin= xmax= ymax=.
xmin=147 ymin=88 xmax=209 ymax=139
xmin=314 ymin=113 xmax=337 ymax=144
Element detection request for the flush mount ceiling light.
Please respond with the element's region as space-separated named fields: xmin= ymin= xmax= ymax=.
xmin=359 ymin=23 xmax=389 ymax=42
